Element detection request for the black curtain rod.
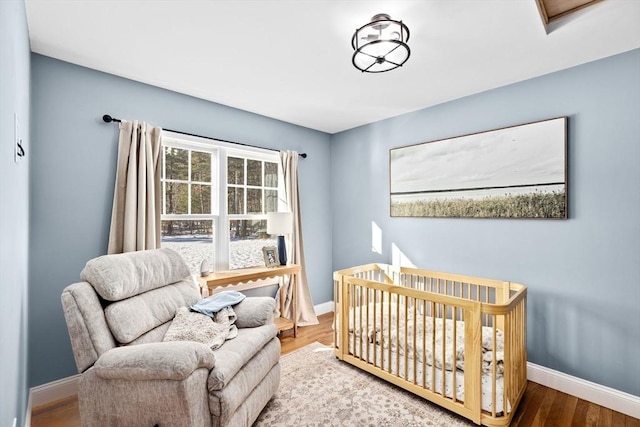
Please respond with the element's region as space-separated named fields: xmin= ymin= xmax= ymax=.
xmin=102 ymin=115 xmax=307 ymax=158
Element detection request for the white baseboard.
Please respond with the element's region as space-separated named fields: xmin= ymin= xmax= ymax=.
xmin=314 ymin=301 xmax=334 ymax=316
xmin=527 ymin=362 xmax=640 ymax=418
xmin=29 ymin=374 xmax=80 ymax=410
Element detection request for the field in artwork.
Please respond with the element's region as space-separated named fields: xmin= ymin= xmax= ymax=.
xmin=391 ymin=188 xmax=566 ymax=218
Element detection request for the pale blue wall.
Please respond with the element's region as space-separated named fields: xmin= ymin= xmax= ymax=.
xmin=0 ymin=1 xmax=30 ymax=425
xmin=28 ymin=54 xmax=333 ymax=386
xmin=331 ymin=49 xmax=640 ymax=395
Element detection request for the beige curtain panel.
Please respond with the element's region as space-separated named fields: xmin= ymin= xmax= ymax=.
xmin=107 ymin=120 xmax=163 ymax=254
xmin=280 ymin=151 xmax=319 ymax=327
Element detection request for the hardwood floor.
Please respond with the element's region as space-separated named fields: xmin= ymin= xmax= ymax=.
xmin=32 ymin=312 xmax=638 ymax=427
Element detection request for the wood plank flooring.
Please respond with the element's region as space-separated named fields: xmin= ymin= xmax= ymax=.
xmin=32 ymin=312 xmax=639 ymax=427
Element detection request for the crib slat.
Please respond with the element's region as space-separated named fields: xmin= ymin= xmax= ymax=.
xmin=359 ymin=286 xmax=363 ymax=361
xmin=512 ymin=308 xmax=515 ymax=413
xmin=388 ymin=291 xmax=392 ymax=373
xmin=441 ymin=303 xmax=446 ymax=398
xmin=404 ymin=296 xmax=408 ymax=380
xmin=511 ymin=303 xmax=515 ymax=407
xmin=510 ymin=305 xmax=515 ymax=410
xmin=333 ymin=279 xmax=338 ymax=355
xmin=452 ymin=306 xmax=457 ymax=402
xmin=396 ymin=296 xmax=400 ymax=376
xmin=522 ymin=299 xmax=527 ymax=396
xmin=431 ymin=302 xmax=436 ymax=393
xmin=422 ymin=299 xmax=427 ymax=389
xmin=374 ymin=289 xmax=378 ymax=368
xmin=492 ymin=318 xmax=497 ymax=417
xmin=366 ymin=287 xmax=370 ymax=363
xmin=350 ymin=284 xmax=355 ymax=358
xmin=379 ymin=291 xmax=384 ymax=371
xmin=412 ymin=299 xmax=417 ymax=384
xmin=343 ymin=278 xmax=349 ymax=360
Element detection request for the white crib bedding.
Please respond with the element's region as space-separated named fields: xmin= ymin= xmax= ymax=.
xmin=347 ymin=303 xmax=505 ymax=376
xmin=346 ymin=338 xmax=508 ymax=414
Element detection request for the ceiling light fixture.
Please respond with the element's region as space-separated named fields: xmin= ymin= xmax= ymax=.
xmin=351 ymin=13 xmax=410 ymax=73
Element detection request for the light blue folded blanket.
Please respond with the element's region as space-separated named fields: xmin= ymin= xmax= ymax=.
xmin=190 ymin=290 xmax=246 ymax=317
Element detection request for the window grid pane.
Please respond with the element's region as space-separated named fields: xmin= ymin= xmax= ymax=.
xmin=228 ymin=157 xmax=244 ymax=185
xmin=228 ymin=219 xmax=276 ymax=269
xmin=227 ymin=187 xmax=245 ymax=215
xmin=165 ymin=182 xmax=189 ymax=214
xmin=247 ymin=159 xmax=262 ymax=186
xmin=161 ymin=219 xmax=214 ymax=275
xmin=264 ymin=162 xmax=278 ymax=188
xmin=191 ymin=184 xmax=212 ymax=215
xmin=165 ymin=147 xmax=189 ymax=180
xmin=265 ymin=189 xmax=278 ymax=213
xmin=246 ymin=188 xmax=262 ymax=214
xmin=191 ymin=150 xmax=211 ymax=182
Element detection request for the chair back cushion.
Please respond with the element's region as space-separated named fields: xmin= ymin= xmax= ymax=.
xmin=81 ymin=248 xmax=190 ymax=301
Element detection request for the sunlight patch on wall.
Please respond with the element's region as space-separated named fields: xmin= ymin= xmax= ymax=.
xmin=392 ymin=243 xmax=416 ymax=268
xmin=371 ymin=221 xmax=382 ymax=254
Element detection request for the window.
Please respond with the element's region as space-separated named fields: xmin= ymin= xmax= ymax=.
xmin=161 ymin=143 xmax=216 ymax=275
xmin=227 ymin=156 xmax=280 ymax=269
xmin=160 ymin=133 xmax=281 ymax=275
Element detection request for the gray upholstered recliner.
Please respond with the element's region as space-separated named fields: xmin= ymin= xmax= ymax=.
xmin=61 ymin=248 xmax=280 ymax=427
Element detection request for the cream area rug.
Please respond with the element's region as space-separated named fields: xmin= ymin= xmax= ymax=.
xmin=254 ymin=342 xmax=473 ymax=427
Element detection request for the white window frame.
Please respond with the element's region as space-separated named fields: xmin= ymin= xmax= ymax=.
xmin=161 ymin=131 xmax=284 ymax=271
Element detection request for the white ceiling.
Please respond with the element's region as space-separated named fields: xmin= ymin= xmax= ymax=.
xmin=25 ymin=0 xmax=640 ymax=134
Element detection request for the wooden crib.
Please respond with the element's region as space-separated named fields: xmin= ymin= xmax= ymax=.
xmin=333 ymin=264 xmax=527 ymax=426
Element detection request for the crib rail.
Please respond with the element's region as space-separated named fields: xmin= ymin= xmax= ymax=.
xmin=333 ymin=264 xmax=527 ymax=427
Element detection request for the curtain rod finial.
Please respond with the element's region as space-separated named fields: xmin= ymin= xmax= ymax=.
xmin=300 ymin=153 xmax=307 ymax=158
xmin=103 ymin=114 xmax=119 ymax=123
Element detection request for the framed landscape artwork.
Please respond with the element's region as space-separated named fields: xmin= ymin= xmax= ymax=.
xmin=390 ymin=117 xmax=567 ymax=219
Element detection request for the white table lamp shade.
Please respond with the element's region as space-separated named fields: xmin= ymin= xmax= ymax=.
xmin=267 ymin=212 xmax=292 ymax=266
xmin=267 ymin=212 xmax=293 ymax=235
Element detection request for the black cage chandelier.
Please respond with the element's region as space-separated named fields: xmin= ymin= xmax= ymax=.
xmin=351 ymin=13 xmax=410 ymax=73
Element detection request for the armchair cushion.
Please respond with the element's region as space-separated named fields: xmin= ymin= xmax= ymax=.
xmin=94 ymin=341 xmax=215 ymax=381
xmin=233 ymin=297 xmax=275 ymax=328
xmin=81 ymin=248 xmax=190 ymax=301
xmin=208 ymin=324 xmax=276 ymax=390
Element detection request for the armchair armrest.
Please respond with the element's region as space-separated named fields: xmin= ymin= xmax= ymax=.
xmin=94 ymin=341 xmax=215 ymax=381
xmin=234 ymin=297 xmax=275 ymax=328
